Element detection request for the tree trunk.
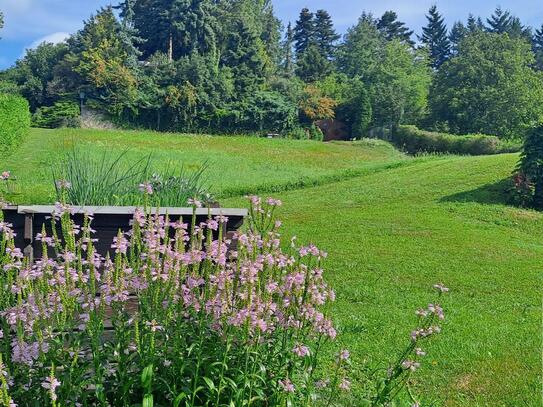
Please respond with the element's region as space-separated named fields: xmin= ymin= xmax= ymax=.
xmin=168 ymin=32 xmax=173 ymax=62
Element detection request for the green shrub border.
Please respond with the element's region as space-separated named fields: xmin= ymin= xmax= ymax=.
xmin=391 ymin=125 xmax=522 ymax=156
xmin=0 ymin=94 xmax=31 ymax=155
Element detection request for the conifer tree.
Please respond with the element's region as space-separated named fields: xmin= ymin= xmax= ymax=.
xmin=508 ymin=17 xmax=532 ymax=41
xmin=293 ymin=8 xmax=315 ymax=58
xmin=467 ymin=14 xmax=485 ymax=33
xmin=534 ymin=24 xmax=543 ymax=70
xmin=486 ymin=7 xmax=513 ymax=34
xmin=282 ymin=22 xmax=295 ymax=75
xmin=115 ymin=0 xmax=143 ymax=68
xmin=0 ymin=11 xmax=4 ymax=40
xmin=519 ymin=125 xmax=543 ymax=208
xmin=296 ymin=43 xmax=332 ymax=82
xmin=314 ymin=9 xmax=340 ymax=60
xmin=420 ymin=5 xmax=451 ymax=69
xmin=377 ymin=11 xmax=414 ymax=46
xmin=449 ymin=21 xmax=467 ymax=55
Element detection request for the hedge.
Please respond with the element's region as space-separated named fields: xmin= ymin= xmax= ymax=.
xmin=390 ymin=125 xmax=522 ymax=156
xmin=0 ymin=94 xmax=31 ymax=155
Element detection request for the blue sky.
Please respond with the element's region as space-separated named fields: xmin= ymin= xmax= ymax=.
xmin=0 ymin=0 xmax=542 ymax=70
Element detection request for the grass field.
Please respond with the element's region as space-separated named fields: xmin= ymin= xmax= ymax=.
xmin=1 ymin=128 xmax=405 ymax=204
xmin=2 ymin=128 xmax=541 ymax=405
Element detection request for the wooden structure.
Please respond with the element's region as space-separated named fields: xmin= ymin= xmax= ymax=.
xmin=1 ymin=205 xmax=248 ymax=261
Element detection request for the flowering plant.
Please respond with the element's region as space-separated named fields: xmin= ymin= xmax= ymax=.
xmin=0 ymin=195 xmax=352 ymax=406
xmin=0 ymin=190 xmax=448 ymax=406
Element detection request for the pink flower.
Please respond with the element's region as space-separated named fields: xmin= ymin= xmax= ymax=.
xmin=338 ymin=349 xmax=350 ymax=361
xmin=338 ymin=378 xmax=351 ymax=390
xmin=401 ymin=360 xmax=420 ymax=372
xmin=278 ymin=378 xmax=295 ymax=393
xmin=55 ymin=179 xmax=71 ymax=189
xmin=139 ymin=182 xmax=153 ymax=195
xmin=1 ymin=171 xmax=10 ymax=181
xmin=188 ymin=198 xmax=202 ymax=208
xmin=415 ymin=348 xmax=426 ymax=356
xmin=41 ymin=377 xmax=60 ymax=391
xmin=292 ymin=343 xmax=310 ymax=357
xmin=433 ymin=283 xmax=449 ymax=293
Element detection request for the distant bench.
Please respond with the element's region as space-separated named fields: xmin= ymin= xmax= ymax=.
xmin=1 ymin=205 xmax=248 ymax=261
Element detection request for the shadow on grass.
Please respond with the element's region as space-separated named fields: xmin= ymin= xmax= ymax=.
xmin=440 ymin=178 xmax=511 ymax=206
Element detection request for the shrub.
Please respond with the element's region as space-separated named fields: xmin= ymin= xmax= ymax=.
xmin=309 ymin=123 xmax=324 ymax=141
xmin=515 ymin=125 xmax=543 ymax=209
xmin=0 ymin=196 xmax=448 ymax=406
xmin=0 ymin=94 xmax=30 ymax=155
xmin=391 ymin=125 xmax=522 ymax=156
xmin=32 ymin=101 xmax=81 ymax=129
xmin=286 ymin=126 xmax=309 ymax=140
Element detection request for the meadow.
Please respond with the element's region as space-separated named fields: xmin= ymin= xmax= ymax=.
xmin=1 ymin=128 xmax=541 ymax=406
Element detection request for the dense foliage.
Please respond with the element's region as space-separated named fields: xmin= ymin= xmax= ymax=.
xmin=514 ymin=125 xmax=543 ymax=208
xmin=391 ymin=125 xmax=521 ymax=156
xmin=0 ymin=4 xmax=542 ymax=141
xmin=0 ymin=94 xmax=30 ymax=155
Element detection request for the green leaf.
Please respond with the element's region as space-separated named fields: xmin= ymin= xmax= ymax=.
xmin=143 ymin=393 xmax=154 ymax=407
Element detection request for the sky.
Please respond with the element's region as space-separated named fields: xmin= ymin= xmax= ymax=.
xmin=0 ymin=0 xmax=542 ymax=70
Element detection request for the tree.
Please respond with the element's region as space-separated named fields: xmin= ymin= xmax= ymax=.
xmin=115 ymin=0 xmax=143 ymax=68
xmin=0 ymin=11 xmax=4 ymax=40
xmin=12 ymin=42 xmax=69 ymax=111
xmin=420 ymin=5 xmax=450 ymax=69
xmin=486 ymin=6 xmax=512 ymax=34
xmin=534 ymin=24 xmax=543 ymax=70
xmin=376 ymin=11 xmax=414 ymax=46
xmin=337 ymin=13 xmax=384 ymax=79
xmin=430 ymin=32 xmax=543 ymax=139
xmin=335 ymin=79 xmax=372 ymax=138
xmin=295 ymin=43 xmax=332 ymax=82
xmin=467 ymin=14 xmax=485 ymax=33
xmin=371 ymin=40 xmax=431 ymax=127
xmin=449 ymin=21 xmax=468 ymax=55
xmin=314 ymin=10 xmax=340 ymax=60
xmin=508 ymin=17 xmax=532 ymax=41
xmin=282 ymin=22 xmax=295 ymax=76
xmin=222 ymin=17 xmax=265 ymax=95
xmin=293 ymin=8 xmax=315 ymax=58
xmin=518 ymin=125 xmax=543 ymax=208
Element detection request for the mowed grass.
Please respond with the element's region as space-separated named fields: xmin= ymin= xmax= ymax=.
xmin=1 ymin=128 xmax=405 ymax=204
xmin=2 ymin=128 xmax=541 ymax=405
xmin=225 ymin=153 xmax=542 ymax=406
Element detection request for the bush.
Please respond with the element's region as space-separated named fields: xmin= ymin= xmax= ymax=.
xmin=32 ymin=100 xmax=81 ymax=129
xmin=286 ymin=126 xmax=309 ymax=140
xmin=0 ymin=94 xmax=30 ymax=155
xmin=515 ymin=125 xmax=543 ymax=209
xmin=0 ymin=196 xmax=449 ymax=405
xmin=391 ymin=125 xmax=522 ymax=156
xmin=309 ymin=123 xmax=324 ymax=141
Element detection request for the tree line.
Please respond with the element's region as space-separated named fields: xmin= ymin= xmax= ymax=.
xmin=0 ymin=2 xmax=542 ymax=139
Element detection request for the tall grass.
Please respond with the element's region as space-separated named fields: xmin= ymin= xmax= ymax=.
xmin=52 ymin=146 xmax=211 ymax=206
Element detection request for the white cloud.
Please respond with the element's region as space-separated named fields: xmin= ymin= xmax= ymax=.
xmin=28 ymin=32 xmax=70 ymax=49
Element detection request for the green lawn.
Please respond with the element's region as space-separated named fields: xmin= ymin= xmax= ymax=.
xmin=1 ymin=128 xmax=405 ymax=204
xmin=2 ymin=128 xmax=541 ymax=405
xmin=225 ymin=153 xmax=542 ymax=406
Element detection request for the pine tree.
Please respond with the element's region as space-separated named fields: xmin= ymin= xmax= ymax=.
xmin=508 ymin=17 xmax=532 ymax=41
xmin=282 ymin=22 xmax=294 ymax=75
xmin=486 ymin=7 xmax=513 ymax=34
xmin=466 ymin=14 xmax=485 ymax=33
xmin=420 ymin=5 xmax=451 ymax=69
xmin=534 ymin=24 xmax=543 ymax=70
xmin=314 ymin=9 xmax=340 ymax=60
xmin=376 ymin=10 xmax=414 ymax=46
xmin=295 ymin=43 xmax=332 ymax=82
xmin=115 ymin=0 xmax=143 ymax=68
xmin=0 ymin=11 xmax=4 ymax=40
xmin=449 ymin=21 xmax=468 ymax=55
xmin=293 ymin=8 xmax=315 ymax=58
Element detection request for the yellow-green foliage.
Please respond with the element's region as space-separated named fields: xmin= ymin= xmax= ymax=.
xmin=0 ymin=94 xmax=30 ymax=155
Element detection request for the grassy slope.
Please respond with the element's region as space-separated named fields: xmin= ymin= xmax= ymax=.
xmin=225 ymin=153 xmax=542 ymax=406
xmin=1 ymin=128 xmax=404 ymax=204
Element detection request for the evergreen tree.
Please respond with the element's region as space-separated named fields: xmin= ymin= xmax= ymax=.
xmin=295 ymin=43 xmax=332 ymax=82
xmin=534 ymin=24 xmax=543 ymax=70
xmin=508 ymin=17 xmax=532 ymax=41
xmin=222 ymin=17 xmax=265 ymax=95
xmin=314 ymin=10 xmax=340 ymax=60
xmin=0 ymin=11 xmax=4 ymax=40
xmin=115 ymin=0 xmax=143 ymax=68
xmin=519 ymin=125 xmax=543 ymax=208
xmin=376 ymin=11 xmax=414 ymax=46
xmin=420 ymin=5 xmax=451 ymax=69
xmin=467 ymin=14 xmax=485 ymax=33
xmin=282 ymin=22 xmax=295 ymax=76
xmin=486 ymin=7 xmax=513 ymax=34
xmin=293 ymin=8 xmax=315 ymax=58
xmin=449 ymin=21 xmax=468 ymax=55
